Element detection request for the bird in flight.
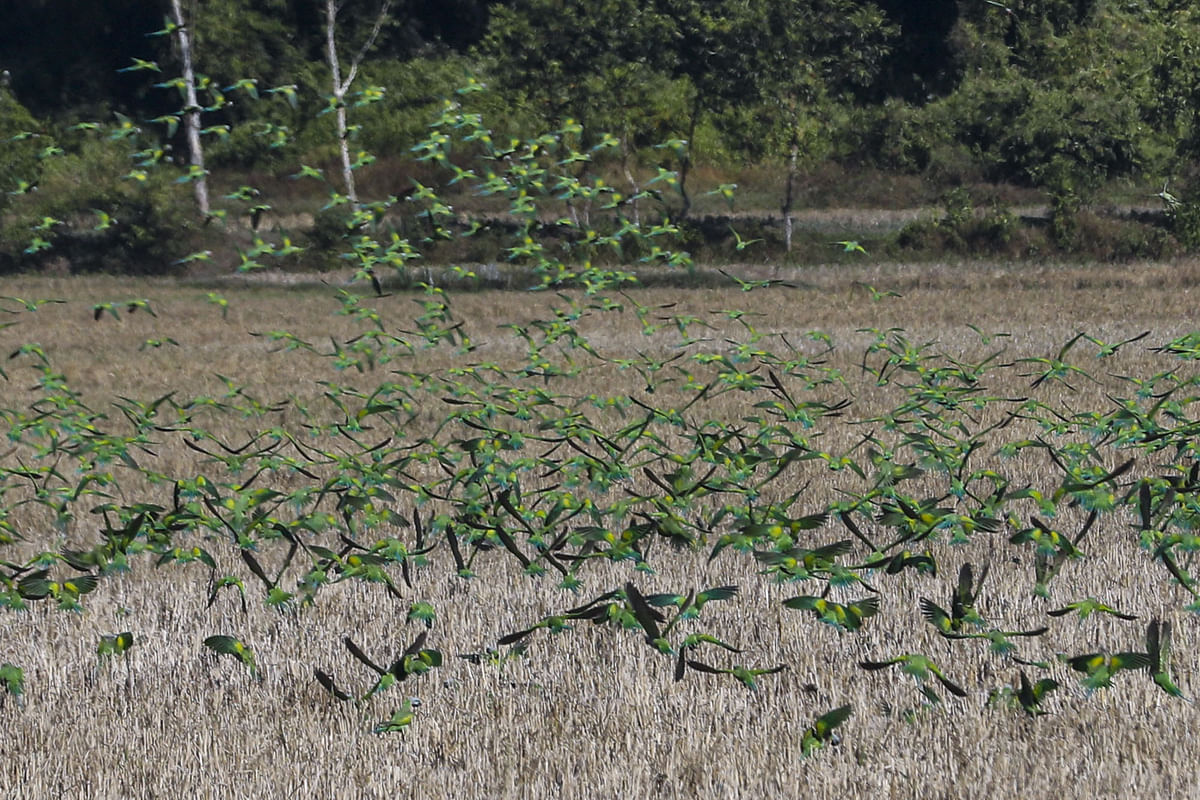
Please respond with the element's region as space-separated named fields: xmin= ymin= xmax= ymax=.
xmin=1062 ymin=650 xmax=1151 ymax=692
xmin=203 ymin=635 xmax=260 ymax=680
xmin=860 ymin=653 xmax=968 ymax=702
xmin=729 ymin=226 xmax=763 ymax=251
xmin=1146 ymin=619 xmax=1186 ymax=700
xmin=1015 ymin=670 xmax=1058 ymax=717
xmin=800 ymin=704 xmax=852 ymax=756
xmin=683 ymin=659 xmax=786 ymax=691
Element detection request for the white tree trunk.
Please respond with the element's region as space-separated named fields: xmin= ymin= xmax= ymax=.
xmin=324 ymin=0 xmax=391 ymax=207
xmin=782 ymin=139 xmax=798 ymax=253
xmin=169 ymin=0 xmax=209 ymax=218
xmin=324 ymin=0 xmax=355 ymax=205
xmin=621 ymin=136 xmax=640 ymax=226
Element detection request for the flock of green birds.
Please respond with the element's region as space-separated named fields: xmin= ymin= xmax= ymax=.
xmin=4 ymin=72 xmax=1200 ymax=758
xmin=0 ymin=272 xmax=1198 ymax=754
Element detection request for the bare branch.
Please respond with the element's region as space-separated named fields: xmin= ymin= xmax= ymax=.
xmin=344 ymin=0 xmax=392 ymax=91
xmin=324 ymin=0 xmax=392 ymax=204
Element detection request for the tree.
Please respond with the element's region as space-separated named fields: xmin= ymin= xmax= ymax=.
xmin=483 ymin=0 xmax=896 ymax=220
xmin=647 ymin=1 xmax=892 ymax=219
xmin=871 ymin=0 xmax=960 ymax=102
xmin=167 ymin=0 xmax=210 ymax=218
xmin=755 ymin=1 xmax=895 ymax=250
xmin=0 ymin=85 xmax=42 ymax=215
xmin=323 ymin=0 xmax=392 ymax=205
xmin=482 ymin=0 xmax=673 ymax=129
xmin=0 ymin=0 xmax=160 ymax=119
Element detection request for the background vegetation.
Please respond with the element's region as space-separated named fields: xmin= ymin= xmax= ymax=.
xmin=4 ymin=0 xmax=1200 ymax=273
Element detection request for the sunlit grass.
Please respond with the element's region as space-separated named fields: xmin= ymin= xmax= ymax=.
xmin=2 ymin=259 xmax=1200 ymax=797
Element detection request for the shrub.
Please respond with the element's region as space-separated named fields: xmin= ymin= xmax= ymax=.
xmin=0 ymin=137 xmax=194 ymax=274
xmin=351 ymin=56 xmax=536 ymax=159
xmin=1167 ymin=200 xmax=1200 ymax=252
xmin=0 ymin=88 xmax=43 ymax=215
xmin=1048 ymin=183 xmax=1082 ymax=251
xmin=891 ymin=189 xmax=1020 ymax=259
xmin=940 ymin=187 xmax=972 ymax=230
xmin=1073 ymin=211 xmax=1177 ymax=262
xmin=844 ymin=100 xmax=940 ymax=174
xmin=961 ymin=203 xmax=1019 ymax=254
xmin=303 ymin=204 xmax=358 ymax=267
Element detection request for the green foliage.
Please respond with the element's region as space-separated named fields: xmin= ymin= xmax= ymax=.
xmin=894 ymin=189 xmax=1019 ymax=258
xmin=1168 ymin=199 xmax=1200 ymax=252
xmin=1047 ymin=172 xmax=1083 ymax=250
xmin=481 ymin=0 xmax=675 ymax=131
xmin=188 ymin=0 xmax=310 ymax=91
xmin=305 ymin=205 xmax=358 ymax=261
xmin=0 ymin=89 xmax=43 ymax=214
xmin=0 ymin=137 xmax=192 ymax=274
xmin=8 ymin=1 xmax=1200 ymax=269
xmin=846 ymin=100 xmax=941 ymax=174
xmin=828 ymin=4 xmax=1200 ymax=194
xmin=353 ymin=56 xmax=514 ymax=157
xmin=940 ymin=187 xmax=973 ymax=231
xmin=480 ymin=0 xmax=894 ymax=168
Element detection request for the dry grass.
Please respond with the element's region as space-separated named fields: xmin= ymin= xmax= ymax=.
xmin=3 ymin=260 xmax=1200 ymax=798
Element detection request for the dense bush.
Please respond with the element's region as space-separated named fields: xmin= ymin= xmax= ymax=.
xmin=0 ymin=138 xmax=194 ymax=274
xmin=893 ymin=188 xmax=1020 ymax=258
xmin=7 ymin=2 xmax=1200 ymax=272
xmin=1168 ymin=199 xmax=1200 ymax=253
xmin=352 ymin=56 xmax=530 ymax=158
xmin=0 ymin=89 xmax=43 ymax=215
xmin=1074 ymin=211 xmax=1176 ymax=262
xmin=844 ymin=101 xmax=940 ymax=174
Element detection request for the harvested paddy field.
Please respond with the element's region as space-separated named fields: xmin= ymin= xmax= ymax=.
xmin=3 ymin=259 xmax=1200 ymax=798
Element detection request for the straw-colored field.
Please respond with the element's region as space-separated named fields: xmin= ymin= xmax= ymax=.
xmin=3 ymin=259 xmax=1200 ymax=799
